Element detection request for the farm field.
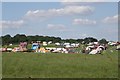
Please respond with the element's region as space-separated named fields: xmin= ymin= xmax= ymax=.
xmin=2 ymin=48 xmax=118 ymax=78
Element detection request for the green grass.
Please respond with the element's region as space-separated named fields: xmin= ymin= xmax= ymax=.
xmin=2 ymin=49 xmax=118 ymax=78
xmin=0 ymin=53 xmax=2 ymax=78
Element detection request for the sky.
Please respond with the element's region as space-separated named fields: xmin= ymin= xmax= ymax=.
xmin=1 ymin=0 xmax=120 ymax=2
xmin=1 ymin=1 xmax=119 ymax=41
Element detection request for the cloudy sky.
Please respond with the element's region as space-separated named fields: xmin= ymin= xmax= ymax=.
xmin=1 ymin=1 xmax=118 ymax=41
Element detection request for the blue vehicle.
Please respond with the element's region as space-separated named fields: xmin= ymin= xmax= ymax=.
xmin=31 ymin=43 xmax=39 ymax=50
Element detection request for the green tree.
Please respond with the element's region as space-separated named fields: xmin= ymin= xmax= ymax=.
xmin=2 ymin=34 xmax=12 ymax=45
xmin=77 ymin=39 xmax=84 ymax=43
xmin=12 ymin=34 xmax=27 ymax=44
xmin=84 ymin=37 xmax=98 ymax=44
xmin=99 ymin=38 xmax=108 ymax=44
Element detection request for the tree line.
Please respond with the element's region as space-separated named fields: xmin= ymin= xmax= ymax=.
xmin=0 ymin=34 xmax=108 ymax=45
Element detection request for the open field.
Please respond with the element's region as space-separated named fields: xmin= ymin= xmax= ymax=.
xmin=2 ymin=48 xmax=118 ymax=78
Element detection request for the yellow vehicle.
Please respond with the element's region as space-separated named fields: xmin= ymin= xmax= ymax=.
xmin=37 ymin=47 xmax=49 ymax=53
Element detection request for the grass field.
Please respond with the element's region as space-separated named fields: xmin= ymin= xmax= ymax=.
xmin=2 ymin=47 xmax=118 ymax=78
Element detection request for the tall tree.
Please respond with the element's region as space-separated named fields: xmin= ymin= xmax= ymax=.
xmin=2 ymin=34 xmax=12 ymax=45
xmin=84 ymin=37 xmax=98 ymax=44
xmin=99 ymin=38 xmax=108 ymax=44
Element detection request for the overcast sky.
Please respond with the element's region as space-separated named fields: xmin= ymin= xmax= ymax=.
xmin=1 ymin=1 xmax=118 ymax=41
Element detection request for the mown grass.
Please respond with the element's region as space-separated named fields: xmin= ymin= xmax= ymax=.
xmin=2 ymin=49 xmax=118 ymax=78
xmin=0 ymin=43 xmax=1 ymax=77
